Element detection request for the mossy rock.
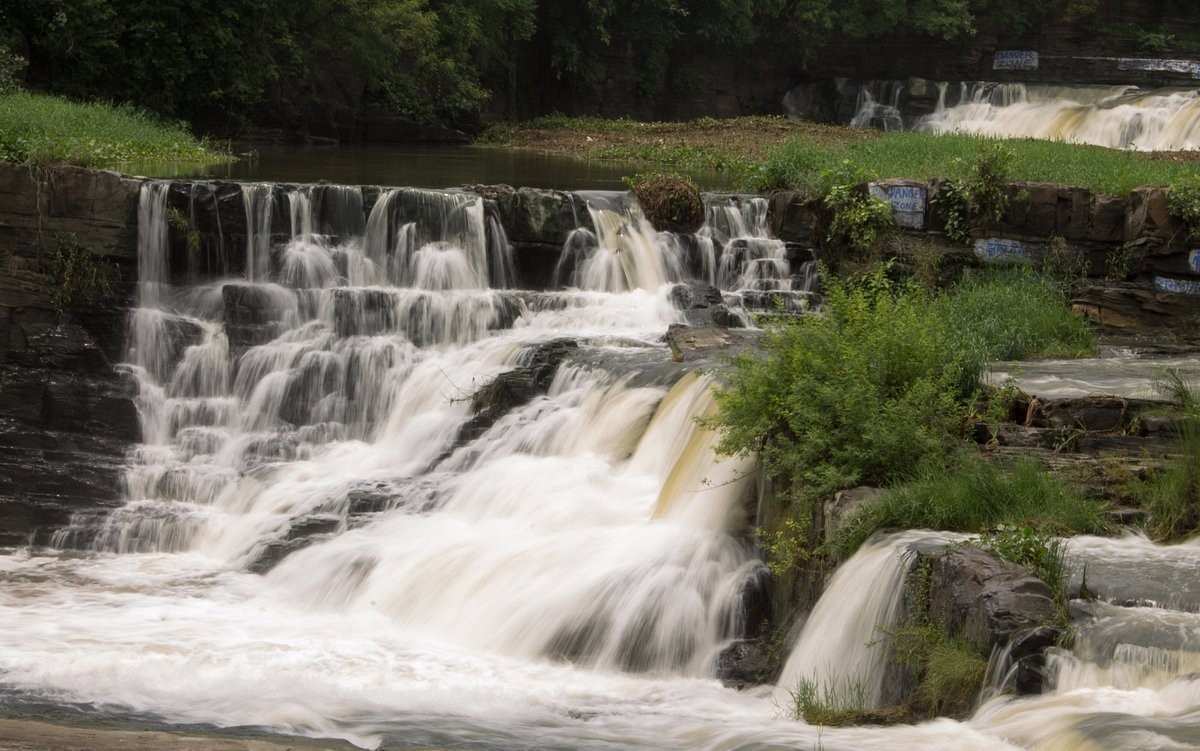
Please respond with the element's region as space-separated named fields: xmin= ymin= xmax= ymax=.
xmin=628 ymin=173 xmax=704 ymax=233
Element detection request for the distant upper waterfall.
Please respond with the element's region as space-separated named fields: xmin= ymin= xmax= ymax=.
xmin=848 ymin=80 xmax=1200 ymax=151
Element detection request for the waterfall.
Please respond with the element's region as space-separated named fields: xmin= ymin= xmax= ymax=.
xmin=914 ymin=82 xmax=1200 ymax=151
xmin=288 ymin=187 xmax=314 ymax=242
xmin=776 ymin=531 xmax=948 ymax=709
xmin=554 ymin=193 xmax=685 ymax=292
xmin=242 ymin=183 xmax=274 ymax=282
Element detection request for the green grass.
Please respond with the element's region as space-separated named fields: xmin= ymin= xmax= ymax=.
xmin=936 ymin=269 xmax=1096 ymax=363
xmin=1136 ymin=371 xmax=1200 ymax=541
xmin=0 ymin=92 xmax=229 ymax=169
xmin=748 ymin=132 xmax=1200 ymax=195
xmin=789 ymin=674 xmax=869 ymax=726
xmin=831 ymin=457 xmax=1109 ymax=559
xmin=890 ymin=624 xmax=987 ymax=718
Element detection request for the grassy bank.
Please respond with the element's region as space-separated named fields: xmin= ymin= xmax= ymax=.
xmin=483 ymin=115 xmax=1200 ymax=195
xmin=480 ymin=115 xmax=872 ymax=183
xmin=0 ymin=92 xmax=229 ymax=169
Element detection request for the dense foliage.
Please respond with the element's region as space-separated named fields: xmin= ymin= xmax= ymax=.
xmin=0 ymin=0 xmax=1128 ymax=131
xmin=713 ymin=267 xmax=1098 ymax=570
xmin=0 ymin=0 xmax=535 ymax=129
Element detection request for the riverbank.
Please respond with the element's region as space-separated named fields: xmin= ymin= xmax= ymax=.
xmin=481 ymin=116 xmax=1200 ymax=194
xmin=0 ymin=92 xmax=230 ymax=170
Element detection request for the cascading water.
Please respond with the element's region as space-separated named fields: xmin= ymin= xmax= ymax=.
xmin=10 ymin=178 xmax=1197 ymax=751
xmin=848 ymin=79 xmax=1200 ymax=150
xmin=775 ymin=531 xmax=954 ymax=709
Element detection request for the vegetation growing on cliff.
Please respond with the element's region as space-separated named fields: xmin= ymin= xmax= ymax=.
xmin=0 ymin=92 xmax=228 ymax=168
xmin=1136 ymin=372 xmax=1200 ymax=541
xmin=831 ymin=459 xmax=1106 ymax=559
xmin=713 ymin=267 xmax=1098 ymax=570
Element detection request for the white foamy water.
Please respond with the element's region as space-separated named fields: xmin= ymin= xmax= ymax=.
xmin=2 ymin=181 xmax=1196 ymax=750
xmin=918 ymin=83 xmax=1200 ymax=151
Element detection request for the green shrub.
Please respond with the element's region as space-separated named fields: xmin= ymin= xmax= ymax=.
xmin=714 ymin=268 xmax=969 ymax=504
xmin=932 ymin=143 xmax=1014 ymax=245
xmin=822 ymin=162 xmax=895 ymax=257
xmin=1168 ymin=174 xmax=1200 ymax=240
xmin=979 ymin=524 xmax=1071 ymax=625
xmin=624 ymin=172 xmax=704 ymax=233
xmin=717 ymin=266 xmax=1099 ymax=567
xmin=832 ymin=457 xmax=1108 ymax=559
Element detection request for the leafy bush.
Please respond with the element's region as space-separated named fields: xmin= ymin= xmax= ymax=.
xmin=716 ymin=267 xmax=1097 ymax=561
xmin=822 ymin=163 xmax=895 ymax=257
xmin=714 ymin=268 xmax=968 ymax=505
xmin=980 ymin=524 xmax=1071 ymax=624
xmin=1042 ymin=236 xmax=1091 ymax=293
xmin=624 ymin=172 xmax=703 ymax=233
xmin=933 ymin=143 xmax=1014 ymax=245
xmin=832 ymin=457 xmax=1108 ymax=559
xmin=1168 ymin=174 xmax=1200 ymax=240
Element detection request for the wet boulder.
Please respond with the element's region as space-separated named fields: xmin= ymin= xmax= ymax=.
xmin=461 ymin=338 xmax=580 ymax=443
xmin=668 ymin=283 xmax=747 ymax=328
xmin=509 ymin=188 xmax=589 ymax=246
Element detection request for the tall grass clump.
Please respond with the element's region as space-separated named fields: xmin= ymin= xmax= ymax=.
xmin=0 ymin=92 xmax=228 ymax=169
xmin=890 ymin=624 xmax=987 ymax=718
xmin=789 ymin=674 xmax=869 ymax=726
xmin=832 ymin=457 xmax=1108 ymax=558
xmin=937 ymin=269 xmax=1096 ymax=363
xmin=1139 ymin=371 xmax=1200 ymax=541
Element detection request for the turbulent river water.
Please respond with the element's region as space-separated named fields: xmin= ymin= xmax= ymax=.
xmin=0 ymin=181 xmax=1198 ymax=750
xmin=853 ymin=81 xmax=1200 ymax=150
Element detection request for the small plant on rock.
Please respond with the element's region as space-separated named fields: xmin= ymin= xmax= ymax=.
xmin=1167 ymin=173 xmax=1200 ymax=240
xmin=934 ymin=143 xmax=1015 ymax=245
xmin=822 ymin=162 xmax=894 ymax=257
xmin=624 ymin=172 xmax=704 ymax=233
xmin=43 ymin=234 xmax=116 ymax=313
xmin=1042 ymin=236 xmax=1090 ymax=294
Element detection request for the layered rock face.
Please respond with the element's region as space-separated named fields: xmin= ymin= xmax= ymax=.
xmin=0 ymin=165 xmax=143 ymax=544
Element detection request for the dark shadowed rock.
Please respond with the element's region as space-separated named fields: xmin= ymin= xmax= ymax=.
xmin=668 ymin=283 xmax=747 ymax=328
xmin=460 ymin=339 xmax=580 ymax=443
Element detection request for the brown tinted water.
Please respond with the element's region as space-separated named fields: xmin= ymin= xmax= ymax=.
xmin=133 ymin=143 xmax=731 ymax=190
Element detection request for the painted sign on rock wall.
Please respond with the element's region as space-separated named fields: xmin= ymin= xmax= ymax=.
xmin=974 ymin=238 xmax=1030 ymax=263
xmin=869 ymin=183 xmax=926 ymax=229
xmin=994 ymin=51 xmax=1039 ymax=71
xmin=1156 ymin=275 xmax=1200 ymax=296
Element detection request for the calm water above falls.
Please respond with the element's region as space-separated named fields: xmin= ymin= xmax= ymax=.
xmin=132 ymin=143 xmax=731 ymax=191
xmin=0 ymin=178 xmax=1197 ymax=750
